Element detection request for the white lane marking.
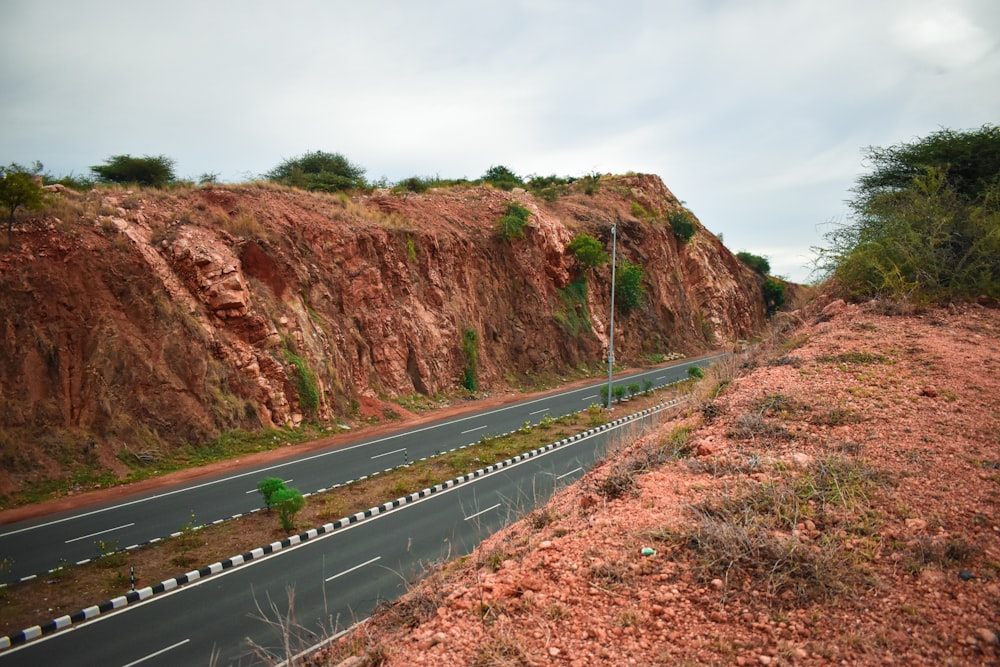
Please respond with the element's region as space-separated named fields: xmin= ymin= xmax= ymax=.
xmin=460 ymin=425 xmax=488 ymax=435
xmin=557 ymin=467 xmax=583 ymax=480
xmin=656 ymin=375 xmax=666 ymax=380
xmin=581 ymin=394 xmax=599 ymax=401
xmin=370 ymin=448 xmax=406 ymax=460
xmin=0 ymin=355 xmax=717 ymax=539
xmin=464 ymin=503 xmax=501 ymax=521
xmin=529 ymin=407 xmax=550 ymax=416
xmin=120 ymin=639 xmax=191 ymax=667
xmin=16 ymin=422 xmax=639 ymax=654
xmin=65 ymin=523 xmax=136 ymax=544
xmin=245 ymin=479 xmax=293 ymax=494
xmin=325 ymin=556 xmax=382 ymax=582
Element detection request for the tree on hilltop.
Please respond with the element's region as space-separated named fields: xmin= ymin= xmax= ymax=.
xmin=91 ymin=154 xmax=176 ymax=187
xmin=265 ymin=151 xmax=367 ymax=192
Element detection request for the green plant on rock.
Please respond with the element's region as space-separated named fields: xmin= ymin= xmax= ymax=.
xmin=668 ymin=209 xmax=697 ymax=242
xmin=615 ymin=260 xmax=645 ymax=315
xmin=284 ymin=348 xmax=320 ymax=416
xmin=496 ymin=202 xmax=531 ymax=241
xmin=460 ymin=327 xmax=479 ymax=391
xmin=737 ymin=251 xmax=771 ymax=275
xmin=481 ymin=165 xmax=523 ymax=191
xmin=567 ymin=233 xmax=610 ymax=271
xmin=762 ymin=277 xmax=786 ymax=315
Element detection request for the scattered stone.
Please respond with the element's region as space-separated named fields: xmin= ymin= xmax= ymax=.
xmin=976 ymin=628 xmax=999 ymax=645
xmin=905 ymin=518 xmax=928 ymax=531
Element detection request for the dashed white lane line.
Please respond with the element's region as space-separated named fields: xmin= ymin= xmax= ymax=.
xmin=65 ymin=522 xmax=136 ymax=544
xmin=326 ymin=556 xmax=382 ymax=582
xmin=370 ymin=448 xmax=406 ymax=460
xmin=120 ymin=638 xmax=190 ymax=667
xmin=557 ymin=467 xmax=583 ymax=480
xmin=460 ymin=425 xmax=488 ymax=435
xmin=464 ymin=503 xmax=502 ymax=521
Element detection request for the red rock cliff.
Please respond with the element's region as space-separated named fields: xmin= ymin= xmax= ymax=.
xmin=0 ymin=174 xmax=767 ymax=491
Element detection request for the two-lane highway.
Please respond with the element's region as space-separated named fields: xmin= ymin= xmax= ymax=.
xmin=0 ymin=403 xmax=668 ymax=666
xmin=0 ymin=356 xmax=720 ymax=583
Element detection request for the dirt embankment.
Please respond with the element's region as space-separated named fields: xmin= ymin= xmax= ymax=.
xmin=0 ymin=175 xmax=770 ymax=501
xmin=313 ymin=300 xmax=1000 ymax=666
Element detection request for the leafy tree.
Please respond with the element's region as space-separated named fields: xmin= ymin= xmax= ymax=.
xmin=817 ymin=126 xmax=1000 ymax=301
xmin=257 ymin=477 xmax=287 ymax=511
xmin=91 ymin=154 xmax=176 ymax=187
xmin=615 ymin=259 xmax=645 ymax=315
xmin=567 ymin=233 xmax=609 ymax=271
xmin=496 ymin=202 xmax=531 ymax=241
xmin=271 ymin=487 xmax=306 ymax=531
xmin=762 ymin=277 xmax=786 ymax=315
xmin=736 ymin=251 xmax=771 ymax=275
xmin=482 ymin=165 xmax=523 ymax=191
xmin=852 ymin=124 xmax=1000 ymax=206
xmin=265 ymin=150 xmax=366 ymax=192
xmin=0 ymin=162 xmax=45 ymax=241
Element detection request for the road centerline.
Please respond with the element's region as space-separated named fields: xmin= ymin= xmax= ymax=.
xmin=557 ymin=467 xmax=583 ymax=480
xmin=460 ymin=425 xmax=488 ymax=435
xmin=528 ymin=407 xmax=550 ymax=416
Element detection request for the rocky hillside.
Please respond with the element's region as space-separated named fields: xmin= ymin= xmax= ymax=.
xmin=0 ymin=174 xmax=770 ymax=498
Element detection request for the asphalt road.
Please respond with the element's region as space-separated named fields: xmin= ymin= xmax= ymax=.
xmin=0 ymin=406 xmax=669 ymax=666
xmin=0 ymin=355 xmax=720 ymax=584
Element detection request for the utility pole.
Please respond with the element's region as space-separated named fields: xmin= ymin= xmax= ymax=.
xmin=606 ymin=223 xmax=617 ymax=410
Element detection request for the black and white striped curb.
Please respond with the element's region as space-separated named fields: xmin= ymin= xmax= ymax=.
xmin=0 ymin=395 xmax=686 ymax=651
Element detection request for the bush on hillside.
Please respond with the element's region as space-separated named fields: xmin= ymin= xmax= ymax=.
xmin=567 ymin=233 xmax=610 ymax=271
xmin=816 ymin=125 xmax=1000 ymax=301
xmin=481 ymin=165 xmax=523 ymax=191
xmin=668 ymin=209 xmax=697 ymax=242
xmin=496 ymin=202 xmax=531 ymax=241
xmin=615 ymin=259 xmax=645 ymax=315
xmin=737 ymin=251 xmax=771 ymax=275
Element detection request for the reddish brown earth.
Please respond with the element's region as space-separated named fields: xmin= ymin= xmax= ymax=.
xmin=312 ymin=299 xmax=1000 ymax=666
xmin=0 ymin=175 xmax=775 ymax=504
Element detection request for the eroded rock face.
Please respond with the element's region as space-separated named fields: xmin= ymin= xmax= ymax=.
xmin=0 ymin=175 xmax=772 ymax=491
xmin=168 ymin=227 xmax=250 ymax=317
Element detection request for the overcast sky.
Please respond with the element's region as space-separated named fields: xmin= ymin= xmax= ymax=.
xmin=2 ymin=1 xmax=998 ymax=282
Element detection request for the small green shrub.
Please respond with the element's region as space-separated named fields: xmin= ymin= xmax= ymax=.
xmin=737 ymin=251 xmax=771 ymax=275
xmin=284 ymin=349 xmax=320 ymax=416
xmin=688 ymin=366 xmax=705 ymax=379
xmin=668 ymin=210 xmax=697 ymax=242
xmin=271 ymin=487 xmax=306 ymax=531
xmin=496 ymin=202 xmax=531 ymax=241
xmin=481 ymin=165 xmax=523 ymax=191
xmin=567 ymin=233 xmax=609 ymax=270
xmin=258 ymin=477 xmax=287 ymax=511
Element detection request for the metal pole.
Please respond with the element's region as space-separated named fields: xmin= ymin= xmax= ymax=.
xmin=607 ymin=223 xmax=617 ymax=410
